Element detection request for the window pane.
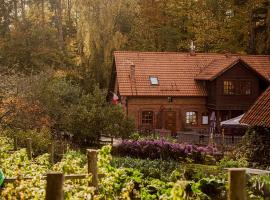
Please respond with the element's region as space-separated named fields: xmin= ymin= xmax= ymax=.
xmin=186 ymin=112 xmax=197 ymax=125
xmin=224 ymin=80 xmax=251 ymax=95
xmin=142 ymin=111 xmax=153 ymax=125
xmin=150 ymin=77 xmax=159 ymax=85
xmin=224 ymin=80 xmax=235 ymax=95
xmin=241 ymin=81 xmax=251 ymax=95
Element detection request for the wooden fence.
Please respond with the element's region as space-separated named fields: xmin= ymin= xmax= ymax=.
xmin=4 ymin=137 xmax=270 ymax=199
xmin=4 ymin=141 xmax=99 ymax=200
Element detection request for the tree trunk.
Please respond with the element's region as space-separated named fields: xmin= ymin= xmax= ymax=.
xmin=248 ymin=9 xmax=256 ymax=54
xmin=1 ymin=1 xmax=11 ymax=36
xmin=41 ymin=0 xmax=45 ymax=24
xmin=266 ymin=8 xmax=270 ymax=54
xmin=20 ymin=0 xmax=25 ymax=22
xmin=56 ymin=0 xmax=65 ymax=53
xmin=67 ymin=0 xmax=71 ymax=27
xmin=14 ymin=0 xmax=18 ymax=23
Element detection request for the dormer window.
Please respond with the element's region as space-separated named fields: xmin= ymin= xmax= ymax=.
xmin=150 ymin=76 xmax=159 ymax=85
xmin=223 ymin=80 xmax=252 ymax=95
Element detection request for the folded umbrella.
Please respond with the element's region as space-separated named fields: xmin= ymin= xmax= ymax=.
xmin=0 ymin=169 xmax=4 ymax=187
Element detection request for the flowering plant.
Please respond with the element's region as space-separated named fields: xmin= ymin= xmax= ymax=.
xmin=113 ymin=140 xmax=220 ymax=163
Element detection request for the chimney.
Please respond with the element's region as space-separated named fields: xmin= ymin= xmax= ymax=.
xmin=130 ymin=63 xmax=135 ymax=80
xmin=190 ymin=41 xmax=196 ymax=56
xmin=225 ymin=51 xmax=232 ymax=58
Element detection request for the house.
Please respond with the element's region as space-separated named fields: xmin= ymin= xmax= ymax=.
xmin=109 ymin=51 xmax=270 ymax=135
xmin=240 ymin=86 xmax=270 ymax=128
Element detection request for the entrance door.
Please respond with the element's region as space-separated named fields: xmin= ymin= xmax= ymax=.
xmin=165 ymin=111 xmax=176 ymax=135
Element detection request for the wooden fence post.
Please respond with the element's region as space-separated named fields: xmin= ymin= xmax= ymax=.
xmin=14 ymin=137 xmax=18 ymax=151
xmin=110 ymin=136 xmax=113 ymax=146
xmin=228 ymin=168 xmax=246 ymax=200
xmin=46 ymin=172 xmax=64 ymax=200
xmin=48 ymin=143 xmax=54 ymax=164
xmin=26 ymin=138 xmax=32 ymax=160
xmin=87 ymin=149 xmax=98 ymax=188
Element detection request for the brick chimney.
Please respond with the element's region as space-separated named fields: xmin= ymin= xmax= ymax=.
xmin=130 ymin=63 xmax=135 ymax=80
xmin=224 ymin=51 xmax=232 ymax=58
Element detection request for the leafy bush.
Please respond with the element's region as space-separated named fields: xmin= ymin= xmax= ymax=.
xmin=113 ymin=139 xmax=219 ymax=163
xmin=34 ymin=80 xmax=135 ymax=143
xmin=218 ymin=156 xmax=248 ymax=168
xmin=64 ymin=87 xmax=135 ymax=143
xmin=111 ymin=156 xmax=180 ymax=181
xmin=191 ymin=178 xmax=226 ymax=199
xmin=1 ymin=128 xmax=53 ymax=156
xmin=248 ymin=174 xmax=270 ymax=199
xmin=180 ymin=164 xmax=223 ymax=182
xmin=235 ymin=127 xmax=270 ymax=167
xmin=100 ymin=145 xmax=229 ymax=199
xmin=0 ymin=96 xmax=52 ymax=130
xmin=0 ymin=136 xmax=94 ymax=199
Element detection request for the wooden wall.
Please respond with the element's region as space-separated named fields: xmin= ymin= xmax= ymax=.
xmin=207 ymin=62 xmax=266 ymax=111
xmin=125 ymin=96 xmax=208 ymax=132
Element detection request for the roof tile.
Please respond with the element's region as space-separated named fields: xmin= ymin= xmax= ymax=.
xmin=240 ymin=87 xmax=270 ymax=127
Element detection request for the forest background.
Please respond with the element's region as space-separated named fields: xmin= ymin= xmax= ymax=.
xmin=0 ymin=0 xmax=269 ymax=143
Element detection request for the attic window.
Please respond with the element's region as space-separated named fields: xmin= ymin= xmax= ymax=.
xmin=150 ymin=77 xmax=159 ymax=85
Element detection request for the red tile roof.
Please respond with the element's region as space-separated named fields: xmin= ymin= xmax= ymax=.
xmin=240 ymin=87 xmax=270 ymax=127
xmin=195 ymin=57 xmax=270 ymax=81
xmin=114 ymin=51 xmax=270 ymax=96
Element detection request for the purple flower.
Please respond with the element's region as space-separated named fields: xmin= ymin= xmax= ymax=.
xmin=113 ymin=139 xmax=221 ymax=162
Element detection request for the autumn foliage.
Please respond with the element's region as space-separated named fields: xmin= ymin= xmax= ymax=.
xmin=0 ymin=97 xmax=52 ymax=130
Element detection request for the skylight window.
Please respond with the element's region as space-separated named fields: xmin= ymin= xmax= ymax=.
xmin=150 ymin=76 xmax=159 ymax=85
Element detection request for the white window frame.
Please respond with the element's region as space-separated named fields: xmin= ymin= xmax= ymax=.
xmin=150 ymin=76 xmax=159 ymax=85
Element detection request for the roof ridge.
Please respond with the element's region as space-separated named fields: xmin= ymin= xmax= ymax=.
xmin=196 ymin=57 xmax=239 ymax=75
xmin=114 ymin=51 xmax=270 ymax=57
xmin=114 ymin=51 xmax=231 ymax=56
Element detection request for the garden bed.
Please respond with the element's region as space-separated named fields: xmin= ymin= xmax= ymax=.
xmin=112 ymin=139 xmax=222 ymax=164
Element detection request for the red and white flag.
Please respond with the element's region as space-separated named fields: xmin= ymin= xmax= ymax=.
xmin=111 ymin=92 xmax=119 ymax=105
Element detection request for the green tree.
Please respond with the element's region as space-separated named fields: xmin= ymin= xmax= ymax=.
xmin=75 ymin=0 xmax=137 ymax=88
xmin=64 ymin=86 xmax=134 ymax=143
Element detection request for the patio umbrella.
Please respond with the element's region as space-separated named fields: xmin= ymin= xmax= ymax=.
xmin=221 ymin=114 xmax=247 ymax=127
xmin=210 ymin=111 xmax=216 ymax=134
xmin=209 ymin=111 xmax=216 ymax=144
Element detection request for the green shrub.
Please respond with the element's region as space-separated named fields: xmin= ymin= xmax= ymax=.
xmin=235 ymin=127 xmax=270 ymax=167
xmin=111 ymin=156 xmax=179 ymax=181
xmin=248 ymin=175 xmax=270 ymax=199
xmin=129 ymin=132 xmax=141 ymax=140
xmin=1 ymin=128 xmax=53 ymax=156
xmin=0 ymin=136 xmax=94 ymax=199
xmin=181 ymin=164 xmax=224 ymax=182
xmin=218 ymin=156 xmax=248 ymax=168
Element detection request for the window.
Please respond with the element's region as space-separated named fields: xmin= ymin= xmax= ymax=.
xmin=223 ymin=80 xmax=235 ymax=95
xmin=224 ymin=80 xmax=252 ymax=95
xmin=150 ymin=76 xmax=159 ymax=85
xmin=186 ymin=112 xmax=197 ymax=125
xmin=142 ymin=111 xmax=153 ymax=125
xmin=240 ymin=81 xmax=251 ymax=95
